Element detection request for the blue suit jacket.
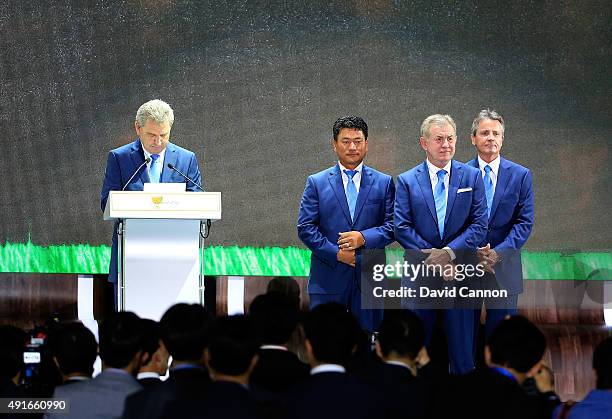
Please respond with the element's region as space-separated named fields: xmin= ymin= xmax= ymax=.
xmin=297 ymin=164 xmax=395 ymax=295
xmin=466 ymin=157 xmax=534 ymax=294
xmin=100 ymin=139 xmax=202 ymax=282
xmin=394 ymin=160 xmax=487 ymax=252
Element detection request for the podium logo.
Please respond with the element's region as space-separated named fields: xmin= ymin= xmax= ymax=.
xmin=151 ymin=196 xmax=164 ymax=205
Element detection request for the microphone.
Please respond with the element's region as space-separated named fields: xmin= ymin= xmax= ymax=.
xmin=122 ymin=157 xmax=151 ymax=191
xmin=167 ymin=163 xmax=204 ymax=191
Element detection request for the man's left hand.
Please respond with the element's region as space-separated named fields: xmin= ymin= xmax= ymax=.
xmin=423 ymin=248 xmax=451 ymax=266
xmin=338 ymin=231 xmax=365 ymax=251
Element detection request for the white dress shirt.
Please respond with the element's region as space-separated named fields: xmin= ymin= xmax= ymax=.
xmin=310 ymin=363 xmax=346 ymax=375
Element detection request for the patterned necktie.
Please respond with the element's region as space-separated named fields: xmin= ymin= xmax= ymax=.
xmin=344 ymin=170 xmax=358 ymax=221
xmin=483 ymin=165 xmax=494 ymax=218
xmin=149 ymin=154 xmax=160 ymax=183
xmin=434 ymin=169 xmax=447 ymax=238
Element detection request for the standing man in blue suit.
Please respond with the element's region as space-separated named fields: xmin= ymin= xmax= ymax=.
xmin=297 ymin=116 xmax=395 ymax=332
xmin=394 ymin=114 xmax=487 ymax=374
xmin=100 ymin=99 xmax=202 ymax=305
xmin=467 ymin=109 xmax=534 ymax=339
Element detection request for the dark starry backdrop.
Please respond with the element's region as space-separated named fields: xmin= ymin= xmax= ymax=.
xmin=0 ymin=0 xmax=610 ymax=250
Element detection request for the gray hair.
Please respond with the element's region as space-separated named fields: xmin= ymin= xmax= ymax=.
xmin=135 ymin=99 xmax=175 ymax=127
xmin=420 ymin=114 xmax=456 ymax=138
xmin=471 ymin=109 xmax=504 ymax=136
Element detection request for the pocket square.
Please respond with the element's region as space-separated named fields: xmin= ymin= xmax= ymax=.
xmin=457 ymin=187 xmax=473 ymax=193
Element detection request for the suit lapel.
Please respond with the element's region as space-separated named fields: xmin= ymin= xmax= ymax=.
xmin=490 ymin=157 xmax=511 ymax=219
xmin=352 ymin=166 xmax=372 ymax=224
xmin=160 ymin=143 xmax=177 ymax=183
xmin=443 ymin=160 xmax=463 ymax=238
xmin=416 ymin=161 xmax=438 ymax=226
xmin=129 ymin=140 xmax=150 ymax=184
xmin=328 ymin=165 xmax=352 ymax=224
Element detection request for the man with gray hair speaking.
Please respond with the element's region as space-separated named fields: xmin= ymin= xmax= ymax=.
xmin=100 ymin=99 xmax=202 ymax=305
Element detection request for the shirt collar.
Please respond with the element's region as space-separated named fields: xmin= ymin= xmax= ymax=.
xmin=137 ymin=372 xmax=160 ymax=380
xmin=260 ymin=345 xmax=288 ymax=351
xmin=477 ymin=155 xmax=500 ymax=175
xmin=310 ymin=364 xmax=346 ymax=375
xmin=384 ymin=360 xmax=413 ymax=371
xmin=338 ymin=161 xmax=364 ymax=174
xmin=426 ymin=159 xmax=452 ymax=178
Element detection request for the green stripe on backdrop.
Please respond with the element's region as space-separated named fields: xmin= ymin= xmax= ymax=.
xmin=0 ymin=241 xmax=610 ymax=279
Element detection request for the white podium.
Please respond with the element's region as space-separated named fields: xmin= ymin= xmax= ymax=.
xmin=104 ymin=191 xmax=221 ymax=320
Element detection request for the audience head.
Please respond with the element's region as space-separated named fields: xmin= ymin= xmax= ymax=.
xmin=250 ymin=293 xmax=299 ymax=346
xmin=485 ymin=315 xmax=546 ymax=380
xmin=266 ymin=276 xmax=301 ymax=308
xmin=98 ymin=311 xmax=146 ymax=373
xmin=303 ymin=303 xmax=360 ymax=366
xmin=376 ymin=310 xmax=425 ymax=361
xmin=160 ymin=303 xmax=213 ymax=364
xmin=48 ymin=322 xmax=97 ymax=379
xmin=139 ymin=319 xmax=169 ymax=376
xmin=207 ymin=315 xmax=259 ymax=381
xmin=593 ymin=336 xmax=612 ymax=390
xmin=0 ymin=325 xmax=27 ymax=382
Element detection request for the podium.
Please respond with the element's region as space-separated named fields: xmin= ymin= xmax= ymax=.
xmin=103 ymin=191 xmax=221 ymax=320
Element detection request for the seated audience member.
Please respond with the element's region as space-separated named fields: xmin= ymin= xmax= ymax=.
xmin=136 ymin=319 xmax=169 ymax=387
xmin=47 ymin=312 xmax=146 ymax=419
xmin=433 ymin=315 xmax=560 ymax=419
xmin=122 ymin=303 xmax=213 ymax=419
xmin=266 ymin=276 xmax=301 ymax=309
xmin=361 ymin=309 xmax=435 ymax=419
xmin=162 ymin=315 xmax=261 ymax=419
xmin=284 ymin=303 xmax=381 ymax=419
xmin=249 ymin=293 xmax=309 ymax=392
xmin=553 ymin=336 xmax=612 ymax=419
xmin=0 ymin=325 xmax=27 ymax=397
xmin=48 ymin=322 xmax=97 ymax=384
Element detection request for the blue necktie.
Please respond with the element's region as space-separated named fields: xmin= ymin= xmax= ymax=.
xmin=344 ymin=170 xmax=358 ymax=222
xmin=434 ymin=169 xmax=447 ymax=238
xmin=483 ymin=165 xmax=494 ymax=218
xmin=149 ymin=154 xmax=160 ymax=183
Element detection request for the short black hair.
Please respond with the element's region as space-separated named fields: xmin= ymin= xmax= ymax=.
xmin=160 ymin=303 xmax=212 ymax=362
xmin=593 ymin=336 xmax=612 ymax=390
xmin=303 ymin=303 xmax=360 ymax=365
xmin=266 ymin=276 xmax=300 ymax=308
xmin=487 ymin=315 xmax=546 ymax=373
xmin=99 ymin=312 xmax=145 ymax=369
xmin=250 ymin=293 xmax=299 ymax=345
xmin=0 ymin=325 xmax=27 ymax=379
xmin=333 ymin=116 xmax=368 ymax=140
xmin=377 ymin=310 xmax=425 ymax=359
xmin=139 ymin=319 xmax=161 ymax=365
xmin=208 ymin=315 xmax=258 ymax=376
xmin=49 ymin=322 xmax=97 ymax=376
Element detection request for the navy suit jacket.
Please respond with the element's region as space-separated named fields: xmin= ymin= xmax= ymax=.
xmin=100 ymin=139 xmax=202 ymax=282
xmin=466 ymin=157 xmax=534 ymax=294
xmin=394 ymin=160 xmax=488 ymax=253
xmin=297 ymin=164 xmax=395 ymax=295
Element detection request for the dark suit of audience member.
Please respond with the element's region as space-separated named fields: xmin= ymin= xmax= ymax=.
xmin=122 ymin=304 xmax=213 ymax=419
xmin=466 ymin=110 xmax=534 ymax=340
xmin=135 ymin=319 xmax=168 ymax=388
xmin=353 ymin=310 xmax=436 ymax=419
xmin=249 ymin=293 xmax=309 ymax=393
xmin=161 ymin=315 xmax=261 ymax=419
xmin=433 ymin=316 xmax=560 ymax=419
xmin=284 ymin=303 xmax=381 ymax=419
xmin=48 ymin=322 xmax=97 ymax=384
xmin=553 ymin=336 xmax=612 ymax=419
xmin=47 ymin=312 xmax=147 ymax=419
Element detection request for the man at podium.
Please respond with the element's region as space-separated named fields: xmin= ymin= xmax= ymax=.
xmin=100 ymin=99 xmax=202 ymax=303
